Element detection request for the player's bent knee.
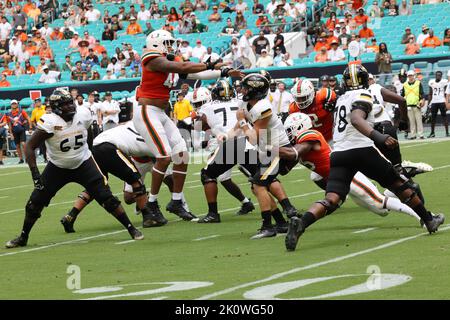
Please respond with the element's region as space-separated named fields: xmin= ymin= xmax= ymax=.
xmin=201 ymin=169 xmax=217 ymax=185
xmin=25 ymin=199 xmax=44 ymax=219
xmin=102 ymin=196 xmax=122 ymax=213
xmin=132 ymin=181 xmax=147 ymax=198
xmin=123 ymin=192 xmax=135 ymax=205
xmin=316 ymin=198 xmax=340 ymax=215
xmin=78 ymin=191 xmax=92 ymax=204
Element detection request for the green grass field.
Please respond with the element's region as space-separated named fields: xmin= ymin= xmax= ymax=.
xmin=1 ymin=139 xmax=450 ymax=300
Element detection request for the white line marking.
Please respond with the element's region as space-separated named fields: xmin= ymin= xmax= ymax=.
xmin=196 ymin=224 xmax=450 ymax=300
xmin=115 ymin=240 xmax=135 ymax=245
xmin=434 ymin=164 xmax=450 ymax=170
xmin=187 ymin=184 xmax=202 ymax=189
xmin=0 ymin=184 xmax=31 ymax=192
xmin=353 ymin=227 xmax=377 ymax=234
xmin=0 ymin=171 xmax=29 ymax=177
xmin=146 ymin=296 xmax=168 ymax=300
xmin=0 ymin=196 xmax=9 ymax=199
xmin=193 ymin=235 xmax=220 ymax=241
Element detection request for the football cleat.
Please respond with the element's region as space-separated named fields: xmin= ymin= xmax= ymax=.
xmin=284 ymin=206 xmax=300 ymax=219
xmin=250 ymin=225 xmax=277 ymax=239
xmin=401 ymin=160 xmax=433 ymax=177
xmin=198 ymin=213 xmax=221 ymax=223
xmin=285 ymin=216 xmax=306 ymax=251
xmin=60 ymin=214 xmax=76 ymax=233
xmin=275 ymin=221 xmax=289 ymax=234
xmin=166 ymin=199 xmax=197 ymax=221
xmin=142 ymin=201 xmax=168 ymax=228
xmin=129 ymin=228 xmax=144 ymax=240
xmin=5 ymin=235 xmax=28 ymax=249
xmin=236 ymin=200 xmax=255 ymax=215
xmin=423 ymin=213 xmax=445 ymax=234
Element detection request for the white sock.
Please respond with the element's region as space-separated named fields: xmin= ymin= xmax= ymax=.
xmin=241 ymin=197 xmax=250 ymax=204
xmin=148 ymin=193 xmax=158 ymax=202
xmin=172 ymin=192 xmax=182 ymax=201
xmin=385 ymin=197 xmax=421 ymax=221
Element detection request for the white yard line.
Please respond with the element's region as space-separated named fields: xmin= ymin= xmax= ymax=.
xmin=353 ymin=227 xmax=378 ymax=234
xmin=434 ymin=164 xmax=450 ymax=171
xmin=0 ymin=171 xmax=29 ymax=177
xmin=115 ymin=240 xmax=136 ymax=245
xmin=196 ymin=224 xmax=450 ymax=300
xmin=0 ymin=196 xmax=9 ymax=199
xmin=193 ymin=235 xmax=220 ymax=241
xmin=0 ymin=184 xmax=32 ymax=192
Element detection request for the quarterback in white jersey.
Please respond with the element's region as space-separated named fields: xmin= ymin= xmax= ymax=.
xmin=428 ymin=71 xmax=449 ymax=137
xmin=285 ymin=64 xmax=444 ymax=252
xmin=6 ymin=89 xmax=143 ymax=249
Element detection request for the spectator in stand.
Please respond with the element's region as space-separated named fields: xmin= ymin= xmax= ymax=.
xmin=168 ymin=7 xmax=181 ymax=22
xmin=255 ymin=48 xmax=273 ymax=67
xmin=61 ymin=55 xmax=73 ymax=72
xmin=221 ymin=18 xmax=239 ymax=36
xmin=177 ymin=19 xmax=191 ymax=34
xmin=368 ymin=1 xmax=382 ymax=17
xmin=26 ymin=2 xmax=41 ymax=25
xmin=234 ymin=10 xmax=248 ymax=30
xmin=65 ymin=9 xmax=82 ymax=27
xmin=252 ymin=31 xmax=270 ymax=58
xmin=443 ymin=28 xmax=450 ymax=47
xmin=179 ymin=0 xmax=195 ymax=12
xmin=0 ymin=16 xmax=12 ymax=40
xmin=314 ymin=32 xmax=329 ymax=51
xmin=109 ymin=14 xmax=123 ymax=38
xmin=103 ymin=10 xmax=111 ymax=24
xmin=49 ymin=27 xmax=64 ymax=41
xmin=398 ymin=0 xmax=411 ymax=15
xmin=48 ymin=59 xmax=59 ymax=72
xmin=39 ymin=22 xmax=52 ymax=39
xmin=126 ymin=16 xmax=143 ymax=35
xmin=36 ymin=57 xmax=46 ymax=73
xmin=38 ymin=41 xmax=53 ymax=60
xmin=255 ymin=14 xmax=265 ymax=27
xmin=103 ymin=69 xmax=116 ymax=80
xmin=69 ymin=32 xmax=81 ymax=49
xmin=236 ymin=0 xmax=248 ymax=11
xmin=24 ymin=60 xmax=35 ymax=74
xmin=191 ymin=14 xmax=209 ymax=33
xmin=100 ymin=51 xmax=110 ymax=68
xmin=405 ymin=35 xmax=420 ymax=55
xmin=325 ymin=12 xmax=337 ymax=31
xmin=0 ymin=38 xmax=10 ymax=63
xmin=71 ymin=61 xmax=83 ymax=80
xmin=77 ymin=40 xmax=90 ymax=58
xmin=15 ymin=26 xmax=28 ymax=43
xmin=253 ymin=0 xmax=265 ymax=14
xmin=192 ymin=39 xmax=207 ymax=61
xmin=31 ymin=30 xmax=44 ymax=47
xmin=352 ymin=0 xmax=365 ymax=11
xmin=99 ymin=91 xmax=120 ymax=131
xmin=387 ymin=0 xmax=399 ymax=16
xmin=86 ymin=49 xmax=99 ymax=66
xmin=194 ymin=0 xmax=208 ymax=11
xmin=0 ymin=74 xmax=10 ymax=87
xmin=117 ymin=52 xmax=127 ymax=69
xmin=401 ymin=27 xmax=413 ymax=44
xmin=202 ymin=47 xmax=220 ymax=63
xmin=127 ymin=5 xmax=139 ymax=20
xmin=117 ymin=67 xmax=128 ymax=79
xmin=401 ymin=70 xmax=425 ymax=140
xmin=1 ymin=62 xmax=14 ymax=76
xmin=137 ymin=4 xmax=151 ymax=21
xmin=272 ymin=3 xmax=287 ymax=20
xmin=222 ymin=0 xmax=237 ymax=13
xmin=12 ymin=7 xmax=28 ymax=32
xmin=375 ymin=42 xmax=393 ymax=84
xmin=38 ymin=65 xmax=59 ymax=83
xmin=354 ymin=8 xmax=369 ymax=26
xmin=85 ymin=4 xmax=101 ymax=22
xmin=102 ymin=25 xmax=114 ymax=41
xmin=315 ymin=46 xmax=329 ymax=62
xmin=230 ymin=36 xmax=240 ymax=68
xmin=107 ymin=56 xmax=121 ymax=74
xmin=422 ymin=29 xmax=441 ymax=48
xmin=208 ymin=6 xmax=222 ymax=22
xmin=359 ymin=22 xmax=375 ymax=39
xmin=239 ymin=29 xmax=252 ymax=68
xmin=367 ymin=38 xmax=380 ymax=53
xmin=179 ymin=40 xmax=193 ymax=60
xmin=131 ymin=65 xmax=141 ymax=78
xmin=9 ymin=36 xmax=25 ymax=62
xmin=273 ymin=27 xmax=286 ymax=54
xmin=13 ymin=62 xmax=24 ymax=75
xmin=328 ymin=39 xmax=346 ymax=61
xmin=416 ymin=25 xmax=429 ymax=46
xmin=144 ymin=22 xmax=155 ymax=36
xmin=265 ymin=0 xmax=277 ymax=15
xmin=4 ymin=100 xmax=30 ymax=163
xmin=322 ymin=0 xmax=336 ymax=18
xmin=83 ymin=31 xmax=96 ymax=48
xmin=93 ymin=40 xmax=106 ymax=56
xmin=149 ymin=2 xmax=162 ymax=19
xmin=25 ymin=39 xmax=38 ymax=57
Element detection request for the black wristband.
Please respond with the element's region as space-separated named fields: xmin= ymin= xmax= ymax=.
xmin=204 ymin=61 xmax=214 ymax=70
xmin=369 ymin=130 xmax=389 ymax=145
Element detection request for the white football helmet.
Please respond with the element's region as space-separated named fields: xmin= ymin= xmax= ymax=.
xmin=284 ymin=112 xmax=313 ymax=144
xmin=146 ymin=30 xmax=176 ymax=54
xmin=191 ymin=87 xmax=211 ymax=109
xmin=291 ymin=79 xmax=315 ymax=109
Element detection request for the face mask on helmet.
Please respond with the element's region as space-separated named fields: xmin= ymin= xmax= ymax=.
xmin=343 ymin=64 xmax=369 ymax=90
xmin=284 ymin=113 xmax=313 ymax=145
xmin=241 ymin=74 xmax=270 ymax=102
xmin=49 ymin=89 xmax=76 ymax=121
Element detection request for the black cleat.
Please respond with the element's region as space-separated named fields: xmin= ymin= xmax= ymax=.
xmin=198 ymin=212 xmax=221 ymax=223
xmin=428 ymin=133 xmax=435 ymax=138
xmin=18 ymin=159 xmax=24 ymax=164
xmin=236 ymin=200 xmax=255 ymax=215
xmin=60 ymin=214 xmax=76 ymax=233
xmin=251 ymin=225 xmax=277 ymax=239
xmin=285 ymin=216 xmax=306 ymax=251
xmin=284 ymin=206 xmax=300 ymax=219
xmin=129 ymin=228 xmax=144 ymax=240
xmin=142 ymin=201 xmax=168 ymax=228
xmin=275 ymin=221 xmax=289 ymax=234
xmin=5 ymin=235 xmax=28 ymax=248
xmin=423 ymin=213 xmax=445 ymax=234
xmin=166 ymin=199 xmax=197 ymax=221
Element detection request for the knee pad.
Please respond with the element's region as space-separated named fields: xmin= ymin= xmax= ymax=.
xmin=201 ymin=168 xmax=217 ymax=185
xmin=315 ymin=199 xmax=340 ymax=215
xmin=102 ymin=196 xmax=121 ymax=213
xmin=391 ymin=180 xmax=418 ymax=205
xmin=78 ymin=191 xmax=92 ymax=204
xmin=25 ymin=199 xmax=44 ymax=219
xmin=132 ymin=181 xmax=147 ymax=197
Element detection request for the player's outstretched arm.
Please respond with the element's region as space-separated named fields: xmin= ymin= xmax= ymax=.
xmin=147 ymin=56 xmax=220 ymax=75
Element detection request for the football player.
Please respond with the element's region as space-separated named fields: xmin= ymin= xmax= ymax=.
xmin=201 ymin=74 xmax=299 ymax=239
xmin=5 ymin=89 xmax=143 ymax=248
xmin=133 ymin=30 xmax=241 ymax=222
xmin=60 ymin=121 xmax=192 ymax=233
xmin=284 ymin=64 xmax=445 ymax=252
xmin=282 ymin=112 xmax=422 ymax=222
xmin=193 ymin=81 xmax=255 ymax=223
xmin=427 ymin=71 xmax=449 ymax=138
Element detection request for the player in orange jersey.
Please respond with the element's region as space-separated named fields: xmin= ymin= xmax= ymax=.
xmin=288 ymin=79 xmax=336 ymax=142
xmin=133 ymin=30 xmax=241 ymax=222
xmin=280 ymin=113 xmax=422 ymax=223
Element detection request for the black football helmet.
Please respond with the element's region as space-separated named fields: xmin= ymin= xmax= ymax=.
xmin=241 ymin=73 xmax=269 ymax=102
xmin=342 ymin=64 xmax=370 ymax=90
xmin=398 ymin=68 xmax=407 ymax=83
xmin=212 ymin=79 xmax=234 ymax=101
xmin=259 ymin=69 xmax=272 ymax=83
xmin=49 ymin=88 xmax=76 ymax=121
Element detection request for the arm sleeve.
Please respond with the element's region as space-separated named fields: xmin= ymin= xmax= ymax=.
xmin=186 ymin=69 xmax=221 ymax=80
